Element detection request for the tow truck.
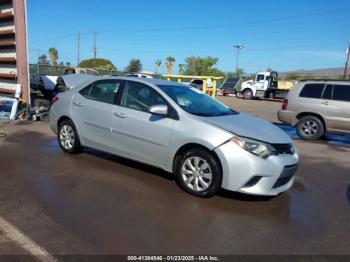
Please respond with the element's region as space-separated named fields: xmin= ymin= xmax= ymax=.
xmin=237 ymin=71 xmax=278 ymax=99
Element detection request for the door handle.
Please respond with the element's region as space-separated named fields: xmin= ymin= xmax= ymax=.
xmin=114 ymin=112 xmax=126 ymax=119
xmin=321 ymin=101 xmax=330 ymax=105
xmin=73 ymin=101 xmax=83 ymax=107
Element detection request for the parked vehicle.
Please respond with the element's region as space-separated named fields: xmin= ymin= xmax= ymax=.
xmin=30 ymin=74 xmax=58 ymax=98
xmin=278 ymin=80 xmax=350 ymax=140
xmin=217 ymin=77 xmax=241 ymax=96
xmin=188 ymin=79 xmax=204 ymax=90
xmin=125 ymin=73 xmax=153 ymax=79
xmin=238 ymin=71 xmax=291 ymax=99
xmin=30 ymin=67 xmax=99 ymax=99
xmin=50 ymin=77 xmax=299 ymax=198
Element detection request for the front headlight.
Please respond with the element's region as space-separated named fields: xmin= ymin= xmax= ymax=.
xmin=231 ymin=135 xmax=274 ymax=159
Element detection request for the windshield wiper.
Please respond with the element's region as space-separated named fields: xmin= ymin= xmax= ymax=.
xmin=190 ymin=112 xmax=213 ymax=117
xmin=214 ymin=111 xmax=234 ymax=116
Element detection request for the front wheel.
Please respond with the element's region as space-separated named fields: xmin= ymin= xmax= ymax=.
xmin=58 ymin=119 xmax=82 ymax=154
xmin=243 ymin=89 xmax=253 ymax=100
xmin=176 ymin=148 xmax=222 ymax=198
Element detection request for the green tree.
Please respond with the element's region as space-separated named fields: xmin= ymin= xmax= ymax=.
xmin=165 ymin=56 xmax=176 ymax=74
xmin=66 ymin=62 xmax=71 ymax=67
xmin=38 ymin=54 xmax=49 ymax=65
xmin=234 ymin=68 xmax=245 ymax=78
xmin=178 ymin=64 xmax=185 ymax=75
xmin=48 ymin=48 xmax=58 ymax=66
xmin=78 ymin=58 xmax=117 ymax=71
xmin=184 ymin=56 xmax=224 ymax=76
xmin=125 ymin=59 xmax=142 ymax=73
xmin=155 ymin=59 xmax=162 ymax=75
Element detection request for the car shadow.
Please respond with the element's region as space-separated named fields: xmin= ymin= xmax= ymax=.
xmin=84 ymin=148 xmax=277 ymax=201
xmin=218 ymin=189 xmax=275 ymax=201
xmin=84 ymin=147 xmax=175 ymax=182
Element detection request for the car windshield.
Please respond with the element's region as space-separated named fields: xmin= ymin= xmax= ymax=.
xmin=157 ymin=84 xmax=236 ymax=117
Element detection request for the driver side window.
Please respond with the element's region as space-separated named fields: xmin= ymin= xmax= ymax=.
xmin=121 ymin=81 xmax=167 ymax=112
xmin=256 ymin=74 xmax=265 ymax=82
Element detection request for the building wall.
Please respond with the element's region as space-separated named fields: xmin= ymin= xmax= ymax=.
xmin=0 ymin=0 xmax=29 ymax=102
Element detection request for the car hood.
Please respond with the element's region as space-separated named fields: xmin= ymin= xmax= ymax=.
xmin=199 ymin=112 xmax=292 ymax=144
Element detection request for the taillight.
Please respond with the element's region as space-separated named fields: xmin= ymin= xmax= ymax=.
xmin=282 ymin=98 xmax=288 ymax=110
xmin=51 ymin=96 xmax=59 ymax=105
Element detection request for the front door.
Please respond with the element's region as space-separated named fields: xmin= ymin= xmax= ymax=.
xmin=111 ymin=81 xmax=175 ymax=167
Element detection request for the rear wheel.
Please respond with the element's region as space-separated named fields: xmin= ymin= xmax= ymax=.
xmin=176 ymin=148 xmax=222 ymax=198
xmin=243 ymin=89 xmax=253 ymax=100
xmin=58 ymin=119 xmax=82 ymax=154
xmin=296 ymin=116 xmax=324 ymax=140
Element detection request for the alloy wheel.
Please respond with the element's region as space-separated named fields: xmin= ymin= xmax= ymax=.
xmin=301 ymin=120 xmax=318 ymax=137
xmin=181 ymin=156 xmax=213 ymax=192
xmin=59 ymin=124 xmax=75 ymax=150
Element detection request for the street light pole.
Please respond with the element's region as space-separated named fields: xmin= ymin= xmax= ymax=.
xmin=233 ymin=44 xmax=244 ymax=72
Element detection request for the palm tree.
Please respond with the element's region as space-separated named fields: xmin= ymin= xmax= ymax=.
xmin=155 ymin=59 xmax=162 ymax=75
xmin=178 ymin=64 xmax=184 ymax=75
xmin=165 ymin=56 xmax=176 ymax=74
xmin=48 ymin=48 xmax=58 ymax=66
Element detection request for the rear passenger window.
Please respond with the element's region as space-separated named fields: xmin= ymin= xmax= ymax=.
xmin=299 ymin=84 xmax=325 ymax=99
xmin=333 ymin=85 xmax=350 ymax=102
xmin=80 ymin=80 xmax=121 ymax=104
xmin=322 ymin=85 xmax=333 ymax=100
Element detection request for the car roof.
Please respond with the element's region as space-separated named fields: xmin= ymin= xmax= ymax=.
xmin=299 ymin=80 xmax=350 ymax=84
xmin=102 ymin=76 xmax=185 ymax=86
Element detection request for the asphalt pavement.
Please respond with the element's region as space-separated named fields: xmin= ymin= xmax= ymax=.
xmin=0 ymin=98 xmax=349 ymax=258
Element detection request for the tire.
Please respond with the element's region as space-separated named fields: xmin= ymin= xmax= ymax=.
xmin=176 ymin=148 xmax=222 ymax=198
xmin=243 ymin=89 xmax=253 ymax=100
xmin=296 ymin=115 xmax=324 ymax=140
xmin=58 ymin=119 xmax=82 ymax=154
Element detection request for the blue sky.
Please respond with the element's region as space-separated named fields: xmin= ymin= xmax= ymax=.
xmin=27 ymin=0 xmax=350 ymax=74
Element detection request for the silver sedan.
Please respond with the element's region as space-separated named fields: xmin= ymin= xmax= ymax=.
xmin=49 ymin=76 xmax=299 ymax=198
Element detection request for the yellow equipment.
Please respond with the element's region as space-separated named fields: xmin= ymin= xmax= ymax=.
xmin=162 ymin=74 xmax=224 ymax=98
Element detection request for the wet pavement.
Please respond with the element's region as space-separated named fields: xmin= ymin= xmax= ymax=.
xmin=0 ymin=98 xmax=349 ymax=256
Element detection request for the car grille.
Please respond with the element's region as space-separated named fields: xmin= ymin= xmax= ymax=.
xmin=272 ymin=143 xmax=294 ymax=155
xmin=243 ymin=176 xmax=262 ymax=188
xmin=272 ymin=164 xmax=298 ymax=188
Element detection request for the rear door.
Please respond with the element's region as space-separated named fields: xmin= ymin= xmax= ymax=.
xmin=326 ymin=84 xmax=350 ymax=132
xmin=297 ymin=83 xmax=325 ymax=115
xmin=71 ymin=79 xmax=123 ymax=151
xmin=111 ymin=81 xmax=175 ymax=167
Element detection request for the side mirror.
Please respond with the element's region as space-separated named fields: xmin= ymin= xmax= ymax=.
xmin=149 ymin=105 xmax=168 ymax=116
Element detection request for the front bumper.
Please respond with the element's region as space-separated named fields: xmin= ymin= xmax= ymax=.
xmin=214 ymin=141 xmax=299 ymax=196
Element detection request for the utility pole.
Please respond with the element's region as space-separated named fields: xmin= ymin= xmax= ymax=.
xmin=344 ymin=43 xmax=350 ymax=80
xmin=77 ymin=31 xmax=80 ymax=66
xmin=233 ymin=44 xmax=244 ymax=73
xmin=92 ymin=32 xmax=97 ymax=69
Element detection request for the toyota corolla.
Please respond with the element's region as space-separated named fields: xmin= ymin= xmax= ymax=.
xmin=49 ymin=77 xmax=299 ymax=198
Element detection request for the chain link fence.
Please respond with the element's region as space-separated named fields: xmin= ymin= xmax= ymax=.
xmin=29 ymin=64 xmax=125 ymax=77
